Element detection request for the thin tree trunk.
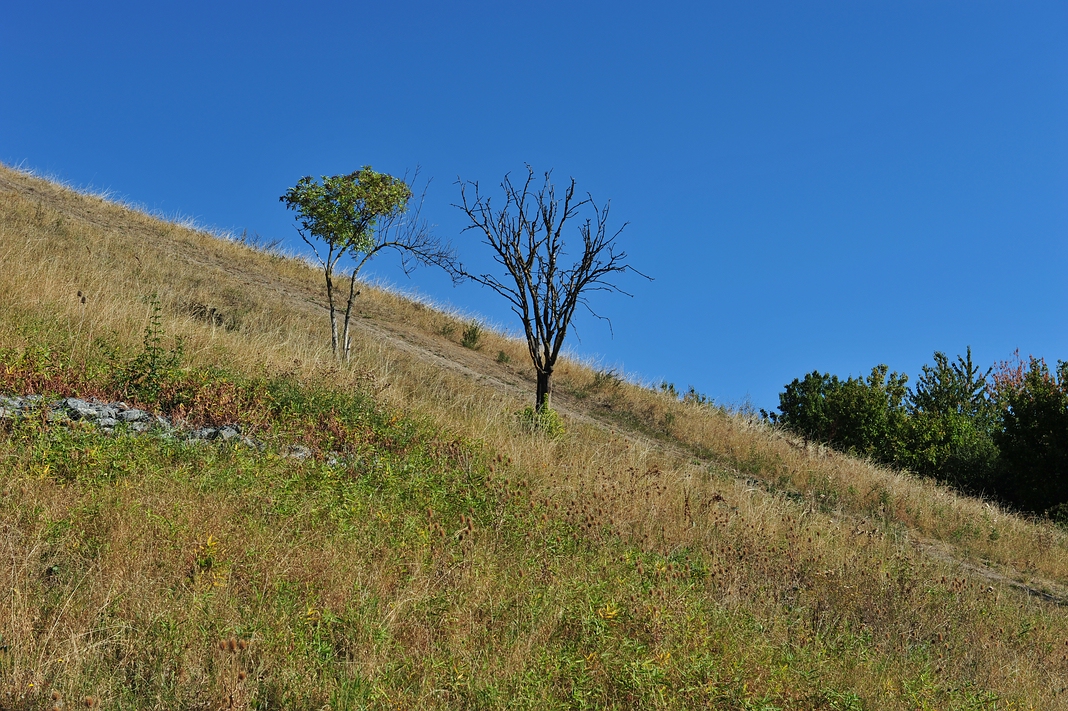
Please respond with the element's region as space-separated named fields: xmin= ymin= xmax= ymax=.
xmin=325 ymin=268 xmax=339 ymax=356
xmin=536 ymin=370 xmax=552 ymax=412
xmin=341 ymin=272 xmax=359 ymax=363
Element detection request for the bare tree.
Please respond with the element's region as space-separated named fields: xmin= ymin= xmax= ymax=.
xmin=454 ymin=167 xmax=649 ymax=411
xmin=282 ymin=167 xmax=453 ymax=362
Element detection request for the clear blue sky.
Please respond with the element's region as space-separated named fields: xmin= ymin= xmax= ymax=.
xmin=3 ymin=1 xmax=1065 ymax=411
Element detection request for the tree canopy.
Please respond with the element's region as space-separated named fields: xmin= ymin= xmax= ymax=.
xmin=281 ymin=167 xmax=451 ymax=361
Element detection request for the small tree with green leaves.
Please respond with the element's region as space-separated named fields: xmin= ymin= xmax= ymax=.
xmin=904 ymin=348 xmax=999 ymax=493
xmin=281 ymin=167 xmax=452 ymax=362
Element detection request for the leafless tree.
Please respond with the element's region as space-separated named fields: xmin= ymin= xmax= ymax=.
xmin=454 ymin=167 xmax=649 ymax=411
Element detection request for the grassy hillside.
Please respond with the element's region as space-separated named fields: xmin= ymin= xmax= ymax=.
xmin=3 ymin=164 xmax=1068 ymax=709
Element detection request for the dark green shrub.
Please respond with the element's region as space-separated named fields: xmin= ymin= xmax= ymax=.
xmin=993 ymin=357 xmax=1068 ymax=512
xmin=768 ymin=365 xmax=909 ymax=464
xmin=903 ymin=349 xmax=999 ymax=493
xmin=768 ymin=348 xmax=1068 ymax=514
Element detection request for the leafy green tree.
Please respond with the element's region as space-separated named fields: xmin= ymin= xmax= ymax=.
xmin=904 ymin=348 xmax=999 ymax=493
xmin=769 ymin=365 xmax=909 ymax=463
xmin=993 ymin=357 xmax=1068 ymax=513
xmin=281 ymin=167 xmax=452 ymax=362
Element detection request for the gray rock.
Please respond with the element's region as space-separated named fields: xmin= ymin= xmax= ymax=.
xmin=287 ymin=445 xmax=313 ymax=460
xmin=64 ymin=398 xmax=97 ymax=419
xmin=96 ymin=405 xmax=119 ymax=420
xmin=4 ymin=392 xmax=268 ymax=457
xmin=217 ymin=426 xmax=240 ymax=441
xmin=119 ymin=409 xmax=149 ymax=422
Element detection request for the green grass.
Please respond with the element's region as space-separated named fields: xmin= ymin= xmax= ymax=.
xmin=1 ymin=352 xmax=1035 ymax=709
xmin=4 ymin=166 xmax=1068 ymax=709
xmin=0 ymin=341 xmax=969 ymax=710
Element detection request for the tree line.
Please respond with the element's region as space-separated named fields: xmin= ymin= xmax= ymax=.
xmin=764 ymin=349 xmax=1068 ymax=519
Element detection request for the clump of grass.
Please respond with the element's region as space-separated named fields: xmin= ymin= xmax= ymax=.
xmin=591 ymin=367 xmax=623 ymax=390
xmin=495 ymin=350 xmax=511 ymax=364
xmin=516 ymin=405 xmax=566 ymax=437
xmin=460 ymin=321 xmax=484 ymax=350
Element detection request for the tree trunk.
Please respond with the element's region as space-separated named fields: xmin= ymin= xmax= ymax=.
xmin=341 ymin=274 xmax=359 ymax=363
xmin=536 ymin=370 xmax=552 ymax=412
xmin=325 ymin=269 xmax=339 ymax=356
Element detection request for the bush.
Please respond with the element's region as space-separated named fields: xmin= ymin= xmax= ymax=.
xmin=902 ymin=349 xmax=999 ymax=494
xmin=768 ymin=365 xmax=909 ymax=464
xmin=993 ymin=358 xmax=1068 ymax=512
xmin=768 ymin=349 xmax=1068 ymax=514
xmin=516 ymin=405 xmax=566 ymax=437
xmin=461 ymin=321 xmax=484 ymax=350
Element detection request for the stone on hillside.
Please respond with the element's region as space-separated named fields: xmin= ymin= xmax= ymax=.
xmin=64 ymin=398 xmax=96 ymax=419
xmin=96 ymin=405 xmax=119 ymax=420
xmin=217 ymin=426 xmax=240 ymax=441
xmin=119 ymin=409 xmax=149 ymax=422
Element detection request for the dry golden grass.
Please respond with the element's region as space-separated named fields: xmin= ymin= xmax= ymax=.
xmin=4 ymin=163 xmax=1068 ymax=708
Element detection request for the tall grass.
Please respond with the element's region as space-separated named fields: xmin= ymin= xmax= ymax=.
xmin=3 ymin=163 xmax=1068 ymax=708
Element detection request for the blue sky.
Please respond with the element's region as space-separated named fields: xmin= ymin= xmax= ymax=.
xmin=3 ymin=1 xmax=1065 ymax=411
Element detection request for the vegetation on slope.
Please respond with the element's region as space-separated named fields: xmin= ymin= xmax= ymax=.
xmin=765 ymin=350 xmax=1068 ymax=517
xmin=3 ymin=165 xmax=1068 ymax=709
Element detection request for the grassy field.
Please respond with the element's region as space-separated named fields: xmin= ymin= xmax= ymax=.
xmin=3 ymin=164 xmax=1068 ymax=709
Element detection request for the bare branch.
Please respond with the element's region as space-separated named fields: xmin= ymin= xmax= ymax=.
xmin=453 ymin=167 xmax=651 ymax=411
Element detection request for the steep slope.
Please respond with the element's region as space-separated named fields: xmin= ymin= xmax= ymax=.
xmin=3 ymin=164 xmax=1068 ymax=709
